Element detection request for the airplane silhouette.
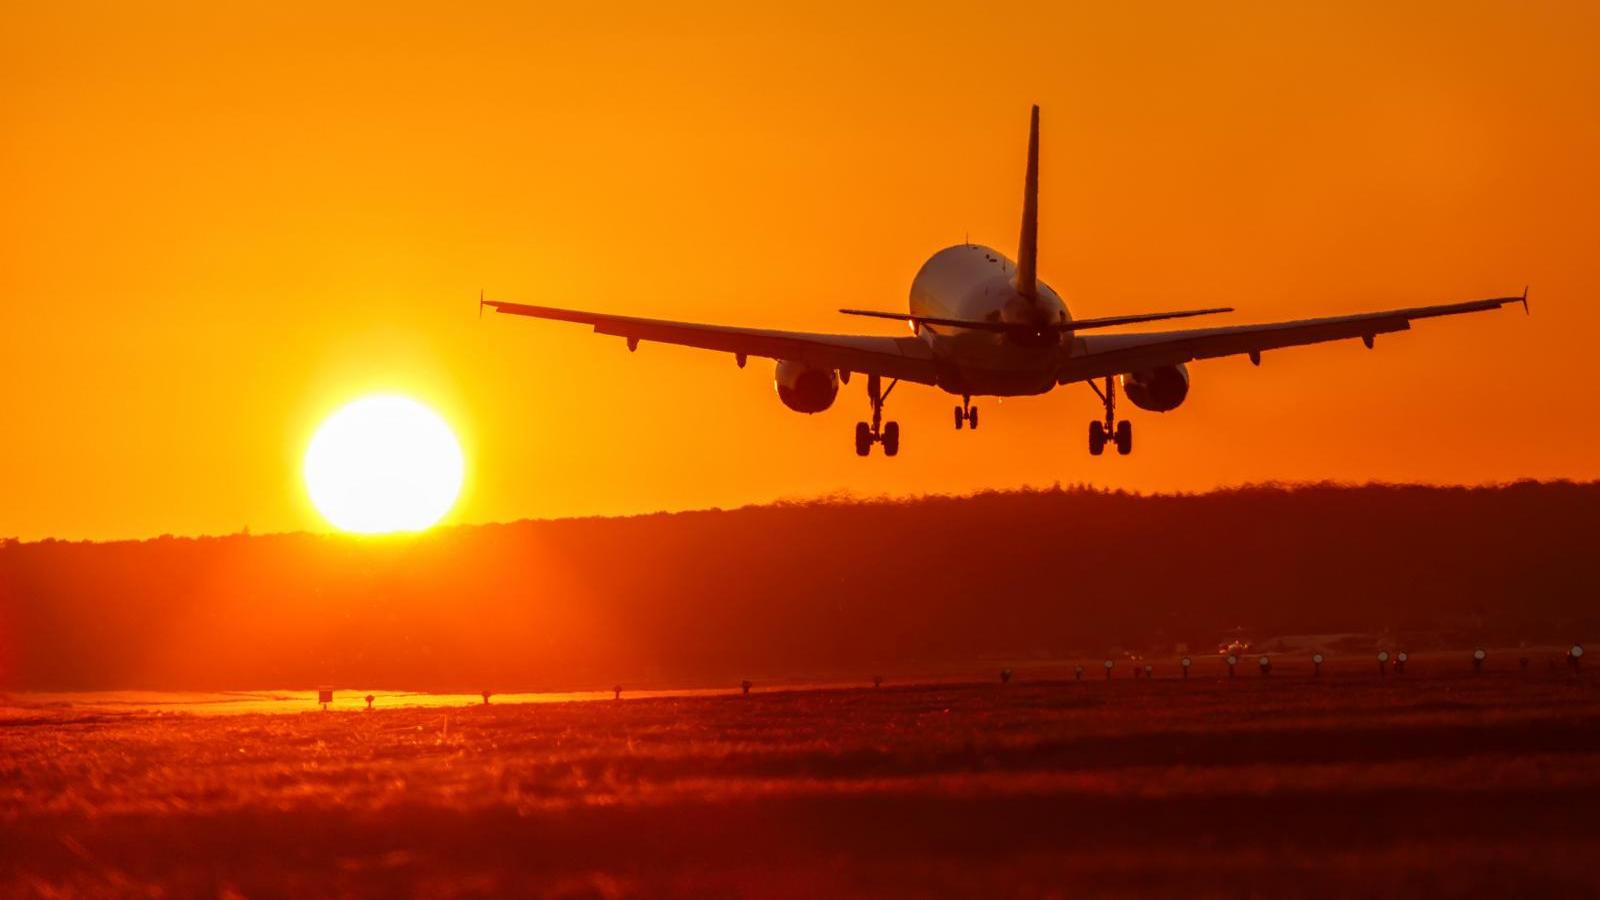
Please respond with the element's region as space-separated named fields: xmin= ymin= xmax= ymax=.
xmin=484 ymin=106 xmax=1526 ymax=457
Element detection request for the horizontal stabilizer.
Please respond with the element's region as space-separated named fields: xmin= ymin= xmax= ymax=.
xmin=838 ymin=306 xmax=1234 ymax=333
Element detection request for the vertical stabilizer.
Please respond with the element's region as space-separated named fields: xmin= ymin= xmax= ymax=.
xmin=1015 ymin=105 xmax=1040 ymax=301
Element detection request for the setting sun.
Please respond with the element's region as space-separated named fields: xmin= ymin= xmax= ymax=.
xmin=303 ymin=395 xmax=464 ymax=534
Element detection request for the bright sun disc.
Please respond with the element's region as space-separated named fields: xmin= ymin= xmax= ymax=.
xmin=304 ymin=395 xmax=464 ymax=534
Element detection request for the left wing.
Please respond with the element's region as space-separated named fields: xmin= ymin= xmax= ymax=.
xmin=1060 ymin=293 xmax=1527 ymax=384
xmin=482 ymin=299 xmax=942 ymax=385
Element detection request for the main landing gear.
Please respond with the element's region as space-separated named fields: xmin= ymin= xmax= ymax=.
xmin=1087 ymin=376 xmax=1133 ymax=456
xmin=954 ymin=395 xmax=979 ymax=430
xmin=855 ymin=373 xmax=900 ymax=457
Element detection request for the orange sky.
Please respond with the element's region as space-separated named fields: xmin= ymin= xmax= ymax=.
xmin=2 ymin=1 xmax=1597 ymax=541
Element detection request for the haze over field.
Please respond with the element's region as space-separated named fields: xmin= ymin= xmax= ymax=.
xmin=9 ymin=673 xmax=1600 ymax=897
xmin=5 ymin=483 xmax=1595 ymax=694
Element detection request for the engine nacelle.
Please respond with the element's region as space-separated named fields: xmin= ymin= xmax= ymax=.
xmin=1122 ymin=364 xmax=1190 ymax=412
xmin=773 ymin=360 xmax=839 ymax=414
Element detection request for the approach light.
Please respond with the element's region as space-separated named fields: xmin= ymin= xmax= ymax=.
xmin=1377 ymin=651 xmax=1390 ymax=663
xmin=1474 ymin=648 xmax=1487 ymax=661
xmin=1104 ymin=659 xmax=1114 ymax=669
xmin=1226 ymin=654 xmax=1238 ymax=666
xmin=1573 ymin=644 xmax=1586 ymax=659
xmin=1313 ymin=653 xmax=1325 ymax=665
xmin=1181 ymin=656 xmax=1192 ymax=668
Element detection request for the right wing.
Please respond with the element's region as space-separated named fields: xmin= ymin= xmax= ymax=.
xmin=1060 ymin=294 xmax=1527 ymax=384
xmin=482 ymin=299 xmax=942 ymax=385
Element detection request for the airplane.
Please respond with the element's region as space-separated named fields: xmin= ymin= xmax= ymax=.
xmin=482 ymin=105 xmax=1527 ymax=458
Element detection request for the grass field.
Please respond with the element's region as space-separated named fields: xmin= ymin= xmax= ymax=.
xmin=5 ymin=662 xmax=1600 ymax=898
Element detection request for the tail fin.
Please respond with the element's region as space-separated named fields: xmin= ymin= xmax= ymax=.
xmin=1014 ymin=105 xmax=1040 ymax=302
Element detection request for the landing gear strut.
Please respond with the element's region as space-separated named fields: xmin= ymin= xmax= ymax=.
xmin=954 ymin=394 xmax=979 ymax=431
xmin=856 ymin=374 xmax=900 ymax=457
xmin=1087 ymin=376 xmax=1132 ymax=456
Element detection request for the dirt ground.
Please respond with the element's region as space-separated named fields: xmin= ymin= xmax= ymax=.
xmin=5 ymin=662 xmax=1600 ymax=898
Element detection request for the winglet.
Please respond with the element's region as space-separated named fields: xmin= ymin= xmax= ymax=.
xmin=479 ymin=288 xmax=485 ymax=319
xmin=1014 ymin=105 xmax=1040 ymax=302
xmin=1521 ymin=285 xmax=1530 ymax=315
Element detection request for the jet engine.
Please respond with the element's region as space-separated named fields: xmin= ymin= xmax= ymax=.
xmin=1122 ymin=364 xmax=1189 ymax=412
xmin=774 ymin=360 xmax=839 ymax=414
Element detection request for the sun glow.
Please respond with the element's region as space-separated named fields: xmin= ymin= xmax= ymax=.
xmin=303 ymin=395 xmax=464 ymax=534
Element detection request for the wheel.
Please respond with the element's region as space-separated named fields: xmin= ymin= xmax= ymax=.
xmin=1088 ymin=421 xmax=1106 ymax=456
xmin=882 ymin=421 xmax=900 ymax=457
xmin=854 ymin=422 xmax=872 ymax=456
xmin=968 ymin=406 xmax=979 ymax=429
xmin=1115 ymin=420 xmax=1133 ymax=455
xmin=953 ymin=406 xmax=964 ymax=430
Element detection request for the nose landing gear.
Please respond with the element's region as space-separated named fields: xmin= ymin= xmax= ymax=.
xmin=1087 ymin=376 xmax=1132 ymax=456
xmin=954 ymin=395 xmax=979 ymax=430
xmin=855 ymin=374 xmax=900 ymax=456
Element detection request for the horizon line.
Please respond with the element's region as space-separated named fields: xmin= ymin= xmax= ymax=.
xmin=3 ymin=477 xmax=1590 ymax=547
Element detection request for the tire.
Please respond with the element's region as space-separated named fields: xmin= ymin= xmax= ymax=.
xmin=968 ymin=406 xmax=979 ymax=430
xmin=954 ymin=406 xmax=964 ymax=430
xmin=854 ymin=422 xmax=872 ymax=456
xmin=882 ymin=421 xmax=900 ymax=457
xmin=1089 ymin=421 xmax=1106 ymax=456
xmin=1115 ymin=420 xmax=1133 ymax=455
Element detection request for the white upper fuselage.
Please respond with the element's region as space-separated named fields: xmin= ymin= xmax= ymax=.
xmin=909 ymin=244 xmax=1070 ymax=396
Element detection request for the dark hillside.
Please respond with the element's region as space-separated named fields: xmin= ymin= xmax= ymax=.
xmin=2 ymin=482 xmax=1595 ymax=691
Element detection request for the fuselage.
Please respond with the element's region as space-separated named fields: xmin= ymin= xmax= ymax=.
xmin=909 ymin=244 xmax=1070 ymax=396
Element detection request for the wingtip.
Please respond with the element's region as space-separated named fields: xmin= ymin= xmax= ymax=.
xmin=1522 ymin=285 xmax=1530 ymax=315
